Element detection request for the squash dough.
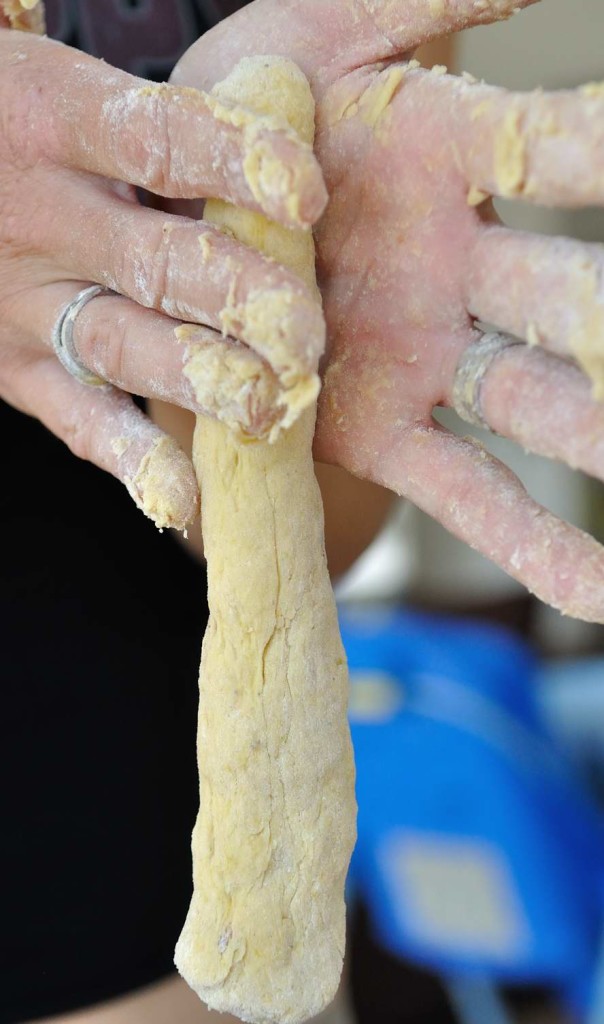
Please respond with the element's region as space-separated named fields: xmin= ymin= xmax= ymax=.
xmin=174 ymin=57 xmax=357 ymax=1024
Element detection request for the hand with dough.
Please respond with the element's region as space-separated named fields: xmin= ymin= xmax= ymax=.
xmin=173 ymin=0 xmax=604 ymax=621
xmin=0 ymin=11 xmax=326 ymax=529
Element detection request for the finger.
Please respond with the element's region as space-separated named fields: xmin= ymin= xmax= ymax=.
xmin=23 ymin=170 xmax=326 ymax=387
xmin=351 ymin=0 xmax=539 ymax=57
xmin=468 ymin=343 xmax=604 ymax=481
xmin=450 ymin=75 xmax=604 ymax=206
xmin=15 ymin=282 xmax=286 ymax=440
xmin=466 ymin=226 xmax=604 ymax=396
xmin=1 ymin=345 xmax=199 ymax=531
xmin=173 ymin=0 xmax=538 ymax=90
xmin=0 ymin=33 xmax=326 ymax=227
xmin=378 ymin=424 xmax=604 ymax=623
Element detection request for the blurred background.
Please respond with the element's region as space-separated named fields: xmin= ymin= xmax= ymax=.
xmin=336 ymin=2 xmax=604 ymax=1023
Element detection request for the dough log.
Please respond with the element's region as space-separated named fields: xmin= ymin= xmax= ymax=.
xmin=174 ymin=57 xmax=357 ymax=1024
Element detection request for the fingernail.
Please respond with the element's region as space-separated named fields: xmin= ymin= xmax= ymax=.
xmin=218 ymin=287 xmax=326 ymax=383
xmin=205 ymin=92 xmax=327 ymax=226
xmin=125 ymin=435 xmax=199 ymax=530
xmin=178 ymin=326 xmax=321 ymax=442
xmin=243 ymin=134 xmax=328 ymax=226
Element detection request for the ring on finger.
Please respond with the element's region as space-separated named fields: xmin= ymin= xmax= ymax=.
xmin=52 ymin=285 xmax=115 ymax=388
xmin=452 ymin=331 xmax=525 ymax=430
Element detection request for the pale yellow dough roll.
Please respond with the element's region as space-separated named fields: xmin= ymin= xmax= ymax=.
xmin=174 ymin=57 xmax=357 ymax=1024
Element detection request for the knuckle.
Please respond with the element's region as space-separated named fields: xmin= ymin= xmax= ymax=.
xmin=105 ymin=213 xmax=177 ymax=313
xmin=133 ymin=221 xmax=177 ymax=311
xmin=148 ymin=114 xmax=176 ymax=195
xmin=125 ymin=86 xmax=179 ymax=195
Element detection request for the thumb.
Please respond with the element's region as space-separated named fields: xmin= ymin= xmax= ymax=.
xmin=171 ymin=0 xmax=540 ymax=94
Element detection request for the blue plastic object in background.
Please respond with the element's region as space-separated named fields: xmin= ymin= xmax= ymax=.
xmin=341 ymin=607 xmax=604 ymax=1020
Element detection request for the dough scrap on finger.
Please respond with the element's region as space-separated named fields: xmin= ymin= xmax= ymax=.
xmin=0 ymin=0 xmax=45 ymax=32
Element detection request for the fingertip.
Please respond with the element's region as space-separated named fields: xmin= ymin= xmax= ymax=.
xmin=249 ymin=136 xmax=328 ymax=227
xmin=124 ymin=435 xmax=200 ymax=531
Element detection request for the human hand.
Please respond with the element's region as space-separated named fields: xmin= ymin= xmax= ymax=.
xmin=0 ymin=26 xmax=327 ymax=529
xmin=173 ymin=0 xmax=604 ymax=620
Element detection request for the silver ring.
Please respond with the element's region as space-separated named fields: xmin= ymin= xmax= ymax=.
xmin=52 ymin=285 xmax=115 ymax=387
xmin=452 ymin=331 xmax=524 ymax=430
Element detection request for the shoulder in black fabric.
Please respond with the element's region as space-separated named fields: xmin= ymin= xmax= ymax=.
xmin=44 ymin=0 xmax=210 ymax=77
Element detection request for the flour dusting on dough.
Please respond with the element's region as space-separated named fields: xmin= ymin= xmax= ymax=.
xmin=207 ymin=63 xmax=315 ymax=226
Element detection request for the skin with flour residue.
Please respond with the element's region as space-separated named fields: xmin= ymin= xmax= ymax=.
xmin=125 ymin=434 xmax=199 ymax=531
xmin=178 ymin=323 xmax=285 ymax=439
xmin=358 ymin=65 xmax=406 ymax=129
xmin=204 ymin=89 xmax=320 ymax=226
xmin=569 ymin=261 xmax=604 ymax=399
xmin=163 ymin=0 xmax=604 ymax=624
xmin=181 ymin=167 xmax=324 ymax=441
xmin=494 ymin=106 xmax=527 ymax=196
xmin=7 ymin=0 xmax=604 ymax=626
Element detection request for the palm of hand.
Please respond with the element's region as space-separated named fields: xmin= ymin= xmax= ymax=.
xmin=313 ymin=63 xmax=479 ymax=472
xmin=174 ymin=0 xmax=604 ymax=621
